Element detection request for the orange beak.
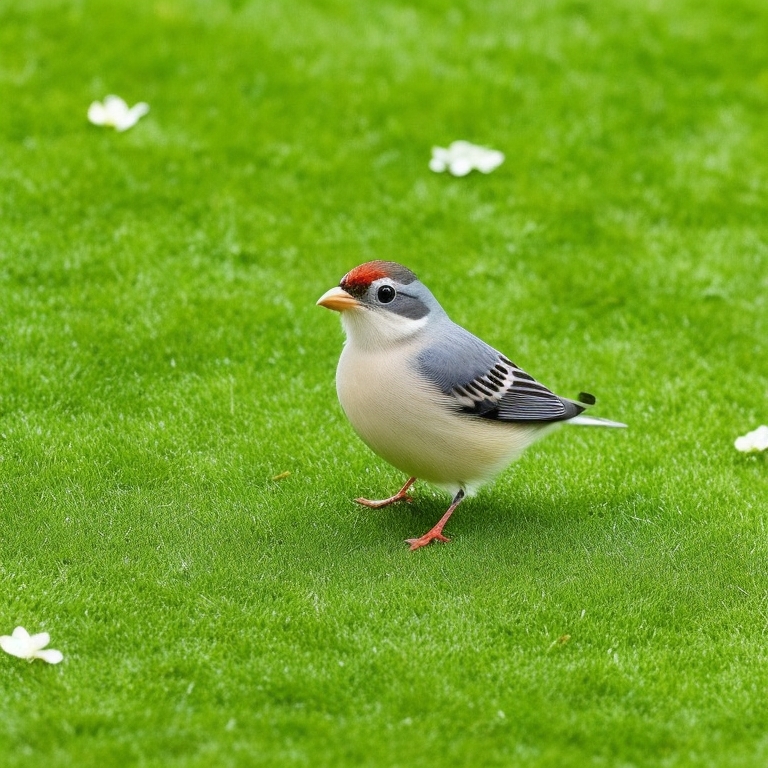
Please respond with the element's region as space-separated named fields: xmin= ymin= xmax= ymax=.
xmin=316 ymin=286 xmax=360 ymax=312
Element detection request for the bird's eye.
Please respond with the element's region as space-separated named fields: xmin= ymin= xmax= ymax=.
xmin=377 ymin=285 xmax=396 ymax=304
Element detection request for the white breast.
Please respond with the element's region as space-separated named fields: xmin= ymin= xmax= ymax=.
xmin=336 ymin=331 xmax=551 ymax=495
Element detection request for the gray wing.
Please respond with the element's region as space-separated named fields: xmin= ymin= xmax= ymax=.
xmin=415 ymin=323 xmax=586 ymax=423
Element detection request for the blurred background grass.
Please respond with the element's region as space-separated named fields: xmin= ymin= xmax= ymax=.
xmin=1 ymin=0 xmax=767 ymax=765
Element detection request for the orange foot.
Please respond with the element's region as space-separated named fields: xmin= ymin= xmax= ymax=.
xmin=405 ymin=531 xmax=451 ymax=551
xmin=404 ymin=488 xmax=466 ymax=552
xmin=355 ymin=477 xmax=416 ymax=509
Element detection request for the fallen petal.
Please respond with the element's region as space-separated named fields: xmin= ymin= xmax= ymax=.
xmin=1 ymin=626 xmax=62 ymax=662
xmin=115 ymin=115 xmax=138 ymax=131
xmin=754 ymin=425 xmax=768 ymax=448
xmin=449 ymin=140 xmax=474 ymax=155
xmin=0 ymin=634 xmax=29 ymax=658
xmin=87 ymin=102 xmax=108 ymax=125
xmin=11 ymin=626 xmax=31 ymax=641
xmin=103 ymin=94 xmax=129 ymax=112
xmin=735 ymin=425 xmax=768 ymax=453
xmin=429 ymin=146 xmax=452 ymax=172
xmin=26 ymin=632 xmax=52 ymax=653
xmin=115 ymin=102 xmax=150 ymax=132
xmin=431 ymin=140 xmax=504 ymax=176
xmin=34 ymin=648 xmax=64 ymax=664
xmin=476 ymin=150 xmax=505 ymax=173
xmin=448 ymin=157 xmax=473 ymax=176
xmin=88 ymin=96 xmax=149 ymax=131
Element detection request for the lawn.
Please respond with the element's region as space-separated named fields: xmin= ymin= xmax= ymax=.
xmin=1 ymin=0 xmax=767 ymax=765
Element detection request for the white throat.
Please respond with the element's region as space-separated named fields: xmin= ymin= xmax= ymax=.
xmin=340 ymin=307 xmax=429 ymax=353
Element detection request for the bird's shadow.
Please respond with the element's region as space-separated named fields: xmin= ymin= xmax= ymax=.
xmin=359 ymin=484 xmax=612 ymax=550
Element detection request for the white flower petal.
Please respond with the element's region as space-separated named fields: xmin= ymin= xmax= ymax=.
xmin=448 ymin=157 xmax=473 ymax=176
xmin=476 ymin=150 xmax=505 ymax=173
xmin=26 ymin=632 xmax=51 ymax=653
xmin=2 ymin=626 xmax=61 ymax=662
xmin=11 ymin=626 xmax=31 ymax=641
xmin=1 ymin=634 xmax=29 ymax=658
xmin=114 ymin=115 xmax=137 ymax=131
xmin=755 ymin=425 xmax=768 ymax=444
xmin=430 ymin=146 xmax=456 ymax=172
xmin=88 ymin=96 xmax=149 ymax=131
xmin=103 ymin=94 xmax=128 ymax=112
xmin=33 ymin=648 xmax=64 ymax=664
xmin=115 ymin=102 xmax=150 ymax=131
xmin=449 ymin=140 xmax=473 ymax=155
xmin=101 ymin=96 xmax=129 ymax=127
xmin=431 ymin=140 xmax=504 ymax=176
xmin=428 ymin=157 xmax=447 ymax=172
xmin=87 ymin=102 xmax=108 ymax=125
xmin=735 ymin=425 xmax=768 ymax=452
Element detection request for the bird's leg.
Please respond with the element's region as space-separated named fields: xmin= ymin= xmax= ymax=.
xmin=406 ymin=489 xmax=465 ymax=551
xmin=355 ymin=477 xmax=417 ymax=509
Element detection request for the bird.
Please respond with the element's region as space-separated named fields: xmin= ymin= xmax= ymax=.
xmin=317 ymin=260 xmax=626 ymax=551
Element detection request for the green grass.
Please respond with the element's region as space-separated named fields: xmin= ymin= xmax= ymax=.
xmin=1 ymin=0 xmax=768 ymax=765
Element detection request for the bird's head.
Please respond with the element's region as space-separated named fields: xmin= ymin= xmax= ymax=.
xmin=317 ymin=261 xmax=445 ymax=349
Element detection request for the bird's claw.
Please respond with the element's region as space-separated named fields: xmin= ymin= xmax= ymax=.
xmin=405 ymin=532 xmax=451 ymax=551
xmin=355 ymin=494 xmax=413 ymax=509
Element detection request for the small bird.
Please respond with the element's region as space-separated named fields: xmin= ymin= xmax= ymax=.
xmin=317 ymin=261 xmax=626 ymax=551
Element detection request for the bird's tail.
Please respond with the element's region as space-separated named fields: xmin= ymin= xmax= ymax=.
xmin=566 ymin=392 xmax=627 ymax=428
xmin=568 ymin=414 xmax=627 ymax=428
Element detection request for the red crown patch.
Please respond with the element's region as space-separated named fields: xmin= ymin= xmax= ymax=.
xmin=340 ymin=262 xmax=390 ymax=290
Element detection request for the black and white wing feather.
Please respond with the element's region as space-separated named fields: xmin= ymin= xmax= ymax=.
xmin=449 ymin=355 xmax=585 ymax=422
xmin=416 ymin=323 xmax=588 ymax=424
